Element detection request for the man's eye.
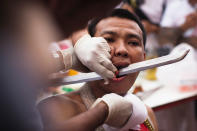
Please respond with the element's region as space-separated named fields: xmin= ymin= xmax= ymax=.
xmin=105 ymin=37 xmax=114 ymax=43
xmin=128 ymin=41 xmax=139 ymax=46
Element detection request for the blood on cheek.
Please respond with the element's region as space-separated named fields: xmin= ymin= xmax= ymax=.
xmin=115 ymin=71 xmax=119 ymax=78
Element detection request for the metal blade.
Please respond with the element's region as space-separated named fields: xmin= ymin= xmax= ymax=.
xmin=50 ymin=47 xmax=190 ymax=86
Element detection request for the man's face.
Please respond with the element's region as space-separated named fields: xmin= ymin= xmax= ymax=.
xmin=95 ymin=17 xmax=145 ymax=95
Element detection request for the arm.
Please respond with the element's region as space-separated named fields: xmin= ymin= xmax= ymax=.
xmin=180 ymin=12 xmax=197 ymax=32
xmin=142 ymin=20 xmax=159 ymax=34
xmin=178 ymin=36 xmax=197 ymax=49
xmin=38 ymin=93 xmax=134 ymax=131
xmin=56 ymin=34 xmax=117 ymax=83
xmin=146 ymin=105 xmax=158 ymax=131
xmin=37 ymin=96 xmax=108 ymax=131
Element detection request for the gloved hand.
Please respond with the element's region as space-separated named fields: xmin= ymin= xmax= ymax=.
xmin=59 ymin=46 xmax=76 ymax=70
xmin=74 ymin=34 xmax=117 ymax=84
xmin=122 ymin=93 xmax=148 ymax=130
xmin=91 ymin=93 xmax=133 ymax=128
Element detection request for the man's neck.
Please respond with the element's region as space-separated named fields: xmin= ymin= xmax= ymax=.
xmin=88 ymin=82 xmax=108 ymax=99
xmin=88 ymin=81 xmax=127 ymax=98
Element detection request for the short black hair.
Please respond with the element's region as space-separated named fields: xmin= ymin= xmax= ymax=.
xmin=88 ymin=9 xmax=146 ymax=46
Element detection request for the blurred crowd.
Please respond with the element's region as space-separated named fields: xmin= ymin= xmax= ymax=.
xmin=1 ymin=0 xmax=197 ymax=131
xmin=54 ymin=0 xmax=197 ymax=55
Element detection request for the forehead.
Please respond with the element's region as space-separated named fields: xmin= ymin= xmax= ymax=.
xmin=95 ymin=17 xmax=143 ymax=37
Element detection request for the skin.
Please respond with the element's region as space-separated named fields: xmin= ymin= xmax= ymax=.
xmin=189 ymin=0 xmax=197 ymax=5
xmin=181 ymin=12 xmax=197 ymax=32
xmin=179 ymin=36 xmax=197 ymax=49
xmin=178 ymin=0 xmax=197 ymax=48
xmin=38 ymin=17 xmax=158 ymax=131
xmin=92 ymin=17 xmax=145 ymax=97
xmin=142 ymin=20 xmax=159 ymax=34
xmin=146 ymin=105 xmax=158 ymax=131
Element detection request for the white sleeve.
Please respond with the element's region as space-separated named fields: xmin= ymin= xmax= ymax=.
xmin=160 ymin=4 xmax=176 ymax=27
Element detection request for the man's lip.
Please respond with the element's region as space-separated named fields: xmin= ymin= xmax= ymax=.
xmin=112 ymin=62 xmax=130 ymax=82
xmin=114 ymin=62 xmax=130 ymax=70
xmin=111 ymin=75 xmax=126 ymax=82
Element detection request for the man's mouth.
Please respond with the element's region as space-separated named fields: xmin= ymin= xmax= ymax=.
xmin=111 ymin=63 xmax=129 ymax=82
xmin=112 ymin=75 xmax=126 ymax=82
xmin=116 ymin=65 xmax=126 ymax=70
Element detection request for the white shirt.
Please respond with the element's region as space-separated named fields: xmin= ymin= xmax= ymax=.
xmin=140 ymin=0 xmax=166 ymax=24
xmin=161 ymin=0 xmax=197 ymax=37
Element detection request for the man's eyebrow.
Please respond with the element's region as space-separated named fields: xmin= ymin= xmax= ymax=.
xmin=100 ymin=31 xmax=118 ymax=36
xmin=100 ymin=31 xmax=143 ymax=42
xmin=126 ymin=34 xmax=142 ymax=41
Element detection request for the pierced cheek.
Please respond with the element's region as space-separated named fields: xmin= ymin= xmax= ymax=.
xmin=109 ymin=46 xmax=115 ymax=56
xmin=141 ymin=53 xmax=145 ymax=60
xmin=130 ymin=54 xmax=144 ymax=63
xmin=136 ymin=51 xmax=145 ymax=60
xmin=138 ymin=55 xmax=145 ymax=61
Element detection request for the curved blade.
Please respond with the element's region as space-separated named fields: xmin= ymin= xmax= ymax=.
xmin=50 ymin=47 xmax=190 ymax=86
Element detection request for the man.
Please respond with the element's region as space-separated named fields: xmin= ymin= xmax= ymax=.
xmin=0 ymin=0 xmax=121 ymax=130
xmin=160 ymin=0 xmax=197 ymax=48
xmin=117 ymin=0 xmax=161 ymax=57
xmin=118 ymin=0 xmax=162 ymax=33
xmin=38 ymin=9 xmax=158 ymax=131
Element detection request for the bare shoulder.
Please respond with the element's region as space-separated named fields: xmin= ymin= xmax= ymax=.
xmin=145 ymin=105 xmax=158 ymax=131
xmin=37 ymin=91 xmax=86 ymax=126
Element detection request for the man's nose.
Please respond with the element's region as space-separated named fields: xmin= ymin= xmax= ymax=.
xmin=114 ymin=42 xmax=129 ymax=58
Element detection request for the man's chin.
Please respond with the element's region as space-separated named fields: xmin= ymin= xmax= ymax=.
xmin=103 ymin=82 xmax=130 ymax=93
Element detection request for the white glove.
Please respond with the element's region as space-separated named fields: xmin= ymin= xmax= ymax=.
xmin=59 ymin=46 xmax=75 ymax=70
xmin=91 ymin=93 xmax=133 ymax=128
xmin=121 ymin=93 xmax=148 ymax=130
xmin=74 ymin=34 xmax=117 ymax=84
xmin=52 ymin=40 xmax=86 ymax=71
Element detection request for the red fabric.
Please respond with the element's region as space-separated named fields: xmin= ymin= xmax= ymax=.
xmin=59 ymin=43 xmax=69 ymax=50
xmin=129 ymin=123 xmax=149 ymax=131
xmin=140 ymin=123 xmax=149 ymax=131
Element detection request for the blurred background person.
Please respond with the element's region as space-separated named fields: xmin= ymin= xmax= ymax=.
xmin=0 ymin=0 xmax=121 ymax=130
xmin=160 ymin=0 xmax=197 ymax=49
xmin=116 ymin=1 xmax=197 ymax=131
xmin=116 ymin=0 xmax=164 ymax=58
